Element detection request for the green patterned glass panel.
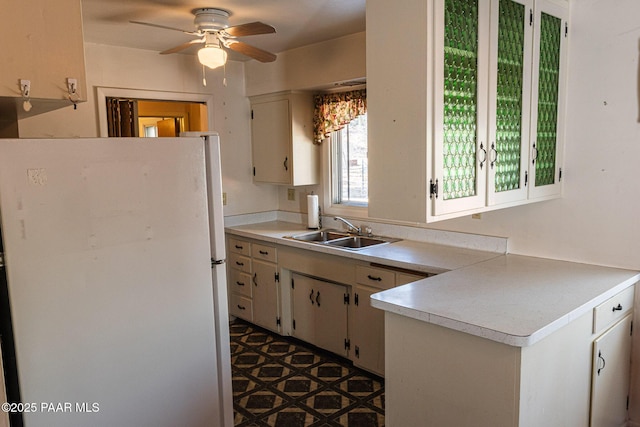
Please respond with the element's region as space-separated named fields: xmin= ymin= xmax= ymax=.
xmin=535 ymin=12 xmax=561 ymax=187
xmin=495 ymin=0 xmax=525 ymax=192
xmin=442 ymin=0 xmax=478 ymax=200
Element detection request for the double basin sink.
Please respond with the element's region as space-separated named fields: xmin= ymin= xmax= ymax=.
xmin=286 ymin=229 xmax=400 ymax=250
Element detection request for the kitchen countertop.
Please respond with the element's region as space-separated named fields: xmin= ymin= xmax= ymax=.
xmin=225 ymin=220 xmax=640 ymax=348
xmin=371 ymin=254 xmax=639 ymax=346
xmin=225 ymin=221 xmax=503 ymax=274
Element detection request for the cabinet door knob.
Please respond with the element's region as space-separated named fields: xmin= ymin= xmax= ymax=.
xmin=283 ymin=156 xmax=289 ymax=171
xmin=478 ymin=142 xmax=487 ymax=170
xmin=310 ymin=289 xmax=315 ymax=305
xmin=253 ymin=273 xmax=257 ymax=286
xmin=612 ymin=304 xmax=623 ymax=312
xmin=316 ymin=291 xmax=321 ymax=307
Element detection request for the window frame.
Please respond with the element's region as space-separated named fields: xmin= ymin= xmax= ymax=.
xmin=321 ymin=117 xmax=369 ymax=219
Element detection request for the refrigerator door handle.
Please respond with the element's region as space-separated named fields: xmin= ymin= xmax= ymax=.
xmin=211 ymin=258 xmax=226 ymax=267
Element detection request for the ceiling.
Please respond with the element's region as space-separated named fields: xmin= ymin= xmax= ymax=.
xmin=81 ymin=0 xmax=366 ymax=61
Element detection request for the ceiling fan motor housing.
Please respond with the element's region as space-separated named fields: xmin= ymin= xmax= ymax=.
xmin=193 ymin=8 xmax=230 ymax=32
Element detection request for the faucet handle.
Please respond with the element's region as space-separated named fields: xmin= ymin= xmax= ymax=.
xmin=364 ymin=226 xmax=373 ymax=237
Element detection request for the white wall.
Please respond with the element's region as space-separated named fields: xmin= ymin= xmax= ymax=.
xmin=17 ymin=42 xmax=278 ymax=217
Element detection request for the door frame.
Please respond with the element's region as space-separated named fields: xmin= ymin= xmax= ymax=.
xmin=96 ymin=87 xmax=214 ymax=137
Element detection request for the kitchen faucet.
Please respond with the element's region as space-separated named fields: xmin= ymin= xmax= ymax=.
xmin=334 ymin=217 xmax=361 ymax=235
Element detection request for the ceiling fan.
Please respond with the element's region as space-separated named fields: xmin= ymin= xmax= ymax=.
xmin=131 ymin=8 xmax=277 ymax=69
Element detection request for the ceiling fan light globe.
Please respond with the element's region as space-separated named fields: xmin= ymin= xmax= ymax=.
xmin=198 ymin=46 xmax=228 ymax=69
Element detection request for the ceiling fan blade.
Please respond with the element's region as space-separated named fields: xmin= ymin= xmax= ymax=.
xmin=227 ymin=41 xmax=277 ymax=62
xmin=160 ymin=38 xmax=204 ymax=55
xmin=224 ymin=22 xmax=276 ymax=37
xmin=130 ymin=20 xmax=195 ymax=35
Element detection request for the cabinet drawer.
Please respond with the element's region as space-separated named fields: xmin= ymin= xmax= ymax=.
xmin=228 ymin=238 xmax=251 ymax=256
xmin=356 ymin=266 xmax=395 ymax=290
xmin=228 ymin=269 xmax=252 ymax=298
xmin=396 ymin=271 xmax=430 ymax=286
xmin=229 ymin=293 xmax=253 ymax=320
xmin=593 ymin=286 xmax=635 ymax=334
xmin=252 ymin=243 xmax=277 ymax=263
xmin=229 ymin=253 xmax=251 ymax=274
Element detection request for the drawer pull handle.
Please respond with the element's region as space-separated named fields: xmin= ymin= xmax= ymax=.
xmin=612 ymin=304 xmax=623 ymax=312
xmin=367 ymin=275 xmax=382 ymax=282
xmin=237 ymin=304 xmax=246 ymax=310
xmin=236 ymin=261 xmax=244 ymax=266
xmin=236 ymin=281 xmax=245 ymax=287
xmin=235 ymin=245 xmax=243 ymax=249
xmin=259 ymin=250 xmax=269 ymax=255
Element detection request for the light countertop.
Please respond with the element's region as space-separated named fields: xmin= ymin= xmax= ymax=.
xmin=225 ymin=221 xmax=502 ymax=274
xmin=371 ymin=254 xmax=639 ymax=346
xmin=225 ymin=221 xmax=640 ymax=348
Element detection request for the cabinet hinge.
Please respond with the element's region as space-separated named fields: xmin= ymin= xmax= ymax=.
xmin=524 ymin=171 xmax=528 ymax=187
xmin=355 ymin=345 xmax=360 ymax=358
xmin=293 ymin=319 xmax=296 ymax=330
xmin=276 ymin=317 xmax=281 ymax=326
xmin=344 ymin=293 xmax=350 ymax=305
xmin=429 ymin=178 xmax=439 ymax=199
xmin=275 ymin=272 xmax=280 ymax=282
xmin=354 ymin=293 xmax=359 ymax=306
xmin=344 ymin=338 xmax=351 ymax=350
xmin=559 ymin=168 xmax=563 ymax=182
xmin=565 ymin=22 xmax=568 ymax=38
xmin=253 ymin=167 xmax=256 ymax=176
xmin=631 ymin=321 xmax=633 ymax=336
xmin=291 ymin=278 xmax=295 ymax=289
xmin=529 ymin=9 xmax=533 ymax=26
xmin=0 ymin=252 xmax=4 ymax=269
xmin=251 ymin=109 xmax=254 ymax=120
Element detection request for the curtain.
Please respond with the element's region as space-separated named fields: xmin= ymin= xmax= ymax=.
xmin=313 ymin=89 xmax=366 ymax=144
xmin=106 ymin=97 xmax=139 ymax=137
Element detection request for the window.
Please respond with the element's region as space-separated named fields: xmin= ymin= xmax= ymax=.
xmin=331 ymin=113 xmax=368 ymax=206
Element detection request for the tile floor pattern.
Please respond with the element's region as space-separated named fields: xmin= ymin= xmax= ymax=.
xmin=230 ymin=320 xmax=385 ymax=427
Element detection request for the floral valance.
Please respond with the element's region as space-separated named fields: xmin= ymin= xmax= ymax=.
xmin=313 ymin=89 xmax=366 ymax=144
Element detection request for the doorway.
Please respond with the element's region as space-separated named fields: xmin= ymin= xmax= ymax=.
xmin=96 ymin=87 xmax=214 ymax=137
xmin=105 ymin=98 xmax=208 ymax=137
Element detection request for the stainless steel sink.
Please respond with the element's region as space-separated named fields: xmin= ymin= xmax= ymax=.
xmin=289 ymin=229 xmax=349 ymax=242
xmin=326 ymin=236 xmax=389 ymax=249
xmin=287 ymin=229 xmax=400 ymax=250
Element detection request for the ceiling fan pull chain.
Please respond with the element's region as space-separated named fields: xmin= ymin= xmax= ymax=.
xmin=223 ymin=62 xmax=227 ymax=87
xmin=202 ymin=64 xmax=207 ymax=87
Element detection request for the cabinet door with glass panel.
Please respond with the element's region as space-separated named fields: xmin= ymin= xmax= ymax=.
xmin=486 ymin=0 xmax=533 ymax=206
xmin=433 ymin=0 xmax=491 ymax=216
xmin=528 ymin=0 xmax=567 ymax=200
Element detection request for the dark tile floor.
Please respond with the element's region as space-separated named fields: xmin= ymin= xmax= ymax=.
xmin=230 ymin=320 xmax=385 ymax=427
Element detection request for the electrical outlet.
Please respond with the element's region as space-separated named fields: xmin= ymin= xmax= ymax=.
xmin=222 ymin=192 xmax=227 ymax=206
xmin=287 ymin=188 xmax=296 ymax=201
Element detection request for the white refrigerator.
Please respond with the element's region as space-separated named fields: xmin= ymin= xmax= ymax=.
xmin=0 ymin=136 xmax=233 ymax=427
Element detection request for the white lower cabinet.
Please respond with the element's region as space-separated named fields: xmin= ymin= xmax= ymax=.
xmin=291 ymin=273 xmax=349 ymax=357
xmin=252 ymin=259 xmax=280 ymax=332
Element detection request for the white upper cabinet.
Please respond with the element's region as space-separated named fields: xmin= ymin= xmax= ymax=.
xmin=367 ymin=0 xmax=568 ymax=223
xmin=0 ymin=0 xmax=87 ymax=108
xmin=250 ymin=91 xmax=320 ymax=186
